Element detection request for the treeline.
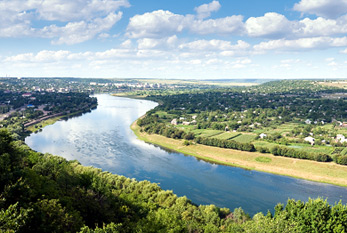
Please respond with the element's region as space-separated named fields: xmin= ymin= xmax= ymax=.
xmin=260 ymin=145 xmax=330 ymax=162
xmin=2 ymin=130 xmax=347 ymax=232
xmin=194 ymin=136 xmax=255 ymax=152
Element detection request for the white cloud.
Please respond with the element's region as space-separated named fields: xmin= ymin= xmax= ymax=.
xmin=126 ymin=10 xmax=190 ymax=38
xmin=0 ymin=0 xmax=127 ymax=43
xmin=245 ymin=12 xmax=296 ymax=38
xmin=137 ymin=36 xmax=178 ymax=49
xmin=179 ymin=39 xmax=250 ymax=53
xmin=41 ymin=12 xmax=123 ymax=45
xmin=294 ymin=0 xmax=347 ymax=18
xmin=296 ymin=15 xmax=347 ymax=37
xmin=121 ymin=39 xmax=133 ymax=48
xmin=254 ymin=36 xmax=347 ymax=51
xmin=0 ymin=0 xmax=129 ymax=22
xmin=189 ymin=16 xmax=244 ymax=35
xmin=5 ymin=50 xmax=71 ymax=63
xmin=179 ymin=39 xmax=232 ymax=51
xmin=126 ymin=10 xmax=244 ymax=38
xmin=341 ymin=48 xmax=347 ymax=53
xmin=194 ymin=1 xmax=221 ymax=19
xmin=328 ymin=61 xmax=338 ymax=66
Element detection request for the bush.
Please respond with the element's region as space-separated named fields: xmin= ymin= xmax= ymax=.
xmin=314 ymin=153 xmax=329 ymax=162
xmin=337 ymin=155 xmax=347 ymax=165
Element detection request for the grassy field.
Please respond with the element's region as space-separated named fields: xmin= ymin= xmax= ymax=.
xmin=131 ymin=120 xmax=347 ymax=187
xmin=232 ymin=134 xmax=258 ymax=143
xmin=254 ymin=123 xmax=299 ymax=135
xmin=211 ymin=132 xmax=240 ymax=140
xmin=191 ymin=129 xmax=223 ymax=137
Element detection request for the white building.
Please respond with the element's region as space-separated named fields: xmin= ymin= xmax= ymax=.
xmin=305 ymin=119 xmax=312 ymax=124
xmin=171 ymin=119 xmax=177 ymax=125
xmin=304 ymin=136 xmax=315 ymax=145
xmin=336 ymin=134 xmax=347 ymax=143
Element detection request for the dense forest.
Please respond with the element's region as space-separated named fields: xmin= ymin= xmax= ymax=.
xmin=1 ymin=129 xmax=347 ymax=232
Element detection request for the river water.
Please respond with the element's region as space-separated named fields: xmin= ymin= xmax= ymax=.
xmin=26 ymin=94 xmax=347 ymax=215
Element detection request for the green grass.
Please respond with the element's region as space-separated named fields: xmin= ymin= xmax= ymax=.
xmin=255 ymin=156 xmax=272 ymax=163
xmin=191 ymin=129 xmax=223 ymax=137
xmin=211 ymin=132 xmax=240 ymax=140
xmin=232 ymin=134 xmax=258 ymax=143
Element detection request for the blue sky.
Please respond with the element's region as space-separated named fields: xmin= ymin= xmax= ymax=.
xmin=0 ymin=0 xmax=346 ymax=79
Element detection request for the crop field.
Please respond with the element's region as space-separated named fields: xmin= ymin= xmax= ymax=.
xmin=254 ymin=123 xmax=299 ymax=135
xmin=211 ymin=132 xmax=240 ymax=140
xmin=288 ymin=143 xmax=335 ymax=154
xmin=232 ymin=134 xmax=258 ymax=143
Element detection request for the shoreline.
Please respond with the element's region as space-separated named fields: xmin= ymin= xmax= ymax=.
xmin=131 ymin=119 xmax=347 ymax=187
xmin=26 ymin=104 xmax=98 ymax=133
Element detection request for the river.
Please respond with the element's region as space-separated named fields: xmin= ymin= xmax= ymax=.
xmin=25 ymin=94 xmax=347 ymax=215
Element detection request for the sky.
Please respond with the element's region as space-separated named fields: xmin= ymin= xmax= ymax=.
xmin=0 ymin=0 xmax=346 ymax=79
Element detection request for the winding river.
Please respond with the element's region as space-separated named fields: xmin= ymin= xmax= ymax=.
xmin=26 ymin=94 xmax=347 ymax=215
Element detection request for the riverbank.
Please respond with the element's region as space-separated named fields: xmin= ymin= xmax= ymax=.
xmin=131 ymin=119 xmax=347 ymax=187
xmin=26 ymin=104 xmax=97 ymax=133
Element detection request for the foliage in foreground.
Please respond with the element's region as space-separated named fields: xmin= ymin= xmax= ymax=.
xmin=0 ymin=129 xmax=347 ymax=232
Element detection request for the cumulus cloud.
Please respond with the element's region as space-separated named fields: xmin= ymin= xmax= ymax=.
xmin=254 ymin=36 xmax=347 ymax=51
xmin=245 ymin=12 xmax=296 ymax=38
xmin=41 ymin=12 xmax=123 ymax=45
xmin=0 ymin=0 xmax=128 ymax=43
xmin=294 ymin=0 xmax=347 ymax=18
xmin=126 ymin=10 xmax=191 ymax=38
xmin=194 ymin=1 xmax=221 ymax=19
xmin=137 ymin=36 xmax=178 ymax=49
xmin=341 ymin=48 xmax=347 ymax=53
xmin=296 ymin=16 xmax=347 ymax=37
xmin=5 ymin=50 xmax=71 ymax=63
xmin=179 ymin=39 xmax=250 ymax=52
xmin=189 ymin=16 xmax=244 ymax=35
xmin=126 ymin=10 xmax=244 ymax=38
xmin=0 ymin=0 xmax=129 ymax=22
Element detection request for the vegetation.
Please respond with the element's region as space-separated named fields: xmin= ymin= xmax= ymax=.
xmin=255 ymin=156 xmax=272 ymax=163
xmin=137 ymin=80 xmax=347 ymax=165
xmin=1 ymin=129 xmax=347 ymax=232
xmin=132 ymin=121 xmax=347 ymax=186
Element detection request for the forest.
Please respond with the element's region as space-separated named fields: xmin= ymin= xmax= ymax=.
xmin=1 ymin=128 xmax=347 ymax=232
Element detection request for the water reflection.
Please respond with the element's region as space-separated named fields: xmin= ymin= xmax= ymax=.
xmin=26 ymin=94 xmax=347 ymax=215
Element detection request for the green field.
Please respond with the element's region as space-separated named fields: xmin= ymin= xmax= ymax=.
xmin=232 ymin=134 xmax=258 ymax=143
xmin=197 ymin=130 xmax=223 ymax=138
xmin=211 ymin=132 xmax=240 ymax=140
xmin=254 ymin=141 xmax=335 ymax=155
xmin=288 ymin=143 xmax=335 ymax=154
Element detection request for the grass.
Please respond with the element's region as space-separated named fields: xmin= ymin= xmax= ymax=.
xmin=131 ymin=120 xmax=347 ymax=187
xmin=255 ymin=156 xmax=272 ymax=163
xmin=191 ymin=129 xmax=223 ymax=137
xmin=232 ymin=134 xmax=257 ymax=143
xmin=211 ymin=132 xmax=240 ymax=140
